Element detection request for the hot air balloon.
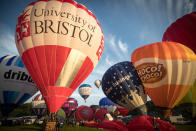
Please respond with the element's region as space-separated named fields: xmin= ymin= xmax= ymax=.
xmin=15 ymin=0 xmax=104 ymax=113
xmin=177 ymin=81 xmax=196 ymax=118
xmin=0 ymin=55 xmax=38 ymax=117
xmin=75 ymin=106 xmax=94 ymax=121
xmin=102 ymin=61 xmax=147 ymax=117
xmin=61 ymin=97 xmax=78 ymax=117
xmin=32 ymin=93 xmax=47 ymax=118
xmin=94 ymin=80 xmax=101 ymax=89
xmin=94 ymin=108 xmax=109 ymax=122
xmin=131 ymin=42 xmax=196 ymax=119
xmin=99 ymin=97 xmax=117 ymax=113
xmin=78 ymin=84 xmax=92 ymax=102
xmin=163 ymin=12 xmax=196 ymax=53
xmin=126 ymin=115 xmax=177 ymax=131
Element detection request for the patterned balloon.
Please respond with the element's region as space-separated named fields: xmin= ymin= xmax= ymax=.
xmin=78 ymin=84 xmax=92 ymax=102
xmin=15 ymin=0 xmax=104 ymax=113
xmin=32 ymin=93 xmax=47 ymax=117
xmin=0 ymin=55 xmax=38 ymax=117
xmin=61 ymin=97 xmax=78 ymax=116
xmin=102 ymin=61 xmax=147 ymax=116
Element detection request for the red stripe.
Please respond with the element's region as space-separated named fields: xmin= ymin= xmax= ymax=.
xmin=69 ymin=56 xmax=93 ymax=90
xmin=44 ymin=86 xmax=74 ymax=113
xmin=22 ymin=48 xmax=47 ymax=95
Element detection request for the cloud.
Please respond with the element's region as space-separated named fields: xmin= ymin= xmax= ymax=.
xmin=0 ymin=23 xmax=18 ymax=57
xmin=104 ymin=34 xmax=129 ymax=60
xmin=118 ymin=40 xmax=128 ymax=53
xmin=105 ymin=56 xmax=115 ymax=66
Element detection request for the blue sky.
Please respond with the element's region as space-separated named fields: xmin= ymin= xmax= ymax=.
xmin=0 ymin=0 xmax=196 ymax=106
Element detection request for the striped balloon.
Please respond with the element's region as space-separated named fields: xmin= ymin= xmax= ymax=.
xmin=0 ymin=55 xmax=38 ymax=116
xmin=15 ymin=0 xmax=104 ymax=113
xmin=32 ymin=93 xmax=47 ymax=117
xmin=78 ymin=84 xmax=92 ymax=102
xmin=131 ymin=42 xmax=196 ymax=118
xmin=62 ymin=97 xmax=78 ymax=116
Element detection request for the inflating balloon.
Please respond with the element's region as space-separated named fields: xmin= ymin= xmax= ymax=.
xmin=0 ymin=55 xmax=38 ymax=117
xmin=177 ymin=81 xmax=196 ymax=117
xmin=94 ymin=108 xmax=109 ymax=122
xmin=131 ymin=42 xmax=196 ymax=119
xmin=15 ymin=0 xmax=104 ymax=113
xmin=75 ymin=106 xmax=94 ymax=121
xmin=163 ymin=12 xmax=196 ymax=53
xmin=102 ymin=61 xmax=147 ymax=116
xmin=94 ymin=80 xmax=101 ymax=89
xmin=78 ymin=84 xmax=92 ymax=102
xmin=32 ymin=93 xmax=47 ymax=118
xmin=126 ymin=115 xmax=177 ymax=131
xmin=61 ymin=97 xmax=78 ymax=116
xmin=99 ymin=97 xmax=117 ymax=113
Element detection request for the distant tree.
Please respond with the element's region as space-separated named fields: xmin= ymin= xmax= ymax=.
xmin=8 ymin=103 xmax=35 ymax=117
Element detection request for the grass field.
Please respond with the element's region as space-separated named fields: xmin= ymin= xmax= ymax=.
xmin=0 ymin=125 xmax=104 ymax=131
xmin=0 ymin=124 xmax=196 ymax=131
xmin=175 ymin=124 xmax=196 ymax=131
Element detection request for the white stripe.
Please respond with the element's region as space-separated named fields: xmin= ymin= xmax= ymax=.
xmin=55 ymin=49 xmax=86 ymax=87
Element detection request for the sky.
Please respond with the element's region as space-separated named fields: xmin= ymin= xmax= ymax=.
xmin=0 ymin=0 xmax=196 ymax=106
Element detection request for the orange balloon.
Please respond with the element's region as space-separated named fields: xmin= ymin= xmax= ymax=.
xmin=131 ymin=42 xmax=196 ymax=118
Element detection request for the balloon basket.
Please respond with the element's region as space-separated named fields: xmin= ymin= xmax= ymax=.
xmin=45 ymin=121 xmax=56 ymax=131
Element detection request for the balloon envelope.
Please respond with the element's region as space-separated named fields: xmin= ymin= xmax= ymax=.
xmin=15 ymin=0 xmax=104 ymax=113
xmin=0 ymin=55 xmax=38 ymax=117
xmin=126 ymin=115 xmax=177 ymax=131
xmin=178 ymin=81 xmax=196 ymax=117
xmin=78 ymin=84 xmax=92 ymax=102
xmin=75 ymin=106 xmax=94 ymax=121
xmin=99 ymin=97 xmax=117 ymax=113
xmin=32 ymin=93 xmax=47 ymax=117
xmin=94 ymin=80 xmax=101 ymax=89
xmin=61 ymin=97 xmax=78 ymax=116
xmin=102 ymin=61 xmax=147 ymax=116
xmin=163 ymin=12 xmax=196 ymax=53
xmin=94 ymin=108 xmax=109 ymax=121
xmin=131 ymin=42 xmax=196 ymax=118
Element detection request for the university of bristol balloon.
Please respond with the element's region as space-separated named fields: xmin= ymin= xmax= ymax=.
xmin=15 ymin=0 xmax=104 ymax=113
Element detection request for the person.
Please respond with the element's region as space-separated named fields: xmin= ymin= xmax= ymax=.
xmin=56 ymin=118 xmax=60 ymax=131
xmin=152 ymin=117 xmax=160 ymax=131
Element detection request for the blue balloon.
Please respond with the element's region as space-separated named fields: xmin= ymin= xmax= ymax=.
xmin=99 ymin=97 xmax=117 ymax=113
xmin=102 ymin=61 xmax=147 ymax=116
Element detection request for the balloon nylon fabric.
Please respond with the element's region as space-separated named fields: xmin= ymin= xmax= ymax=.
xmin=0 ymin=55 xmax=38 ymax=117
xmin=163 ymin=12 xmax=196 ymax=53
xmin=102 ymin=61 xmax=147 ymax=115
xmin=15 ymin=0 xmax=104 ymax=113
xmin=131 ymin=42 xmax=196 ymax=109
xmin=75 ymin=106 xmax=94 ymax=121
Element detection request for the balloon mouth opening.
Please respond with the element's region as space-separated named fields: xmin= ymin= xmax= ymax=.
xmin=128 ymin=104 xmax=147 ymax=117
xmin=156 ymin=106 xmax=172 ymax=119
xmin=41 ymin=86 xmax=74 ymax=113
